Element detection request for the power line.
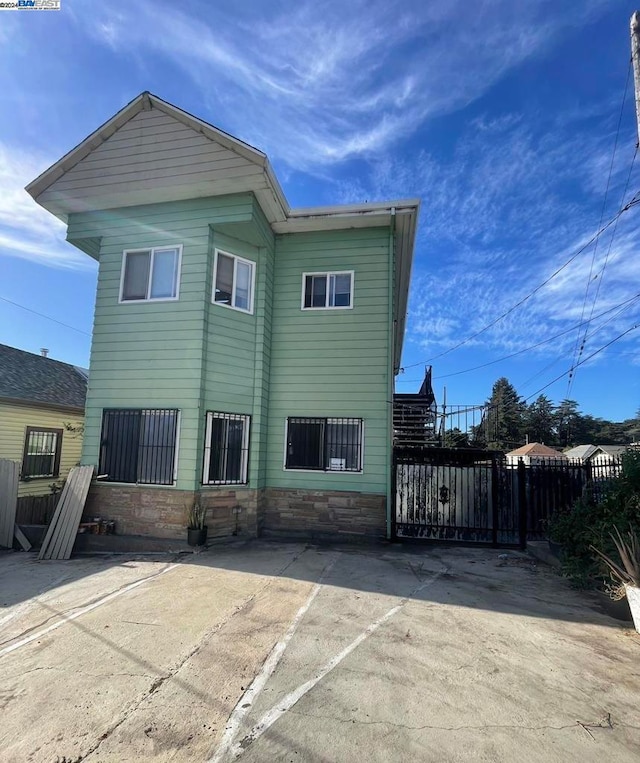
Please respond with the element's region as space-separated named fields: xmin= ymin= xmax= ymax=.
xmin=0 ymin=295 xmax=91 ymax=337
xmin=567 ymin=143 xmax=639 ymax=395
xmin=525 ymin=321 xmax=639 ymax=403
xmin=402 ymin=191 xmax=640 ymax=371
xmin=432 ymin=293 xmax=640 ymax=381
xmin=520 ymin=292 xmax=640 ymax=394
xmin=396 ymin=292 xmax=640 ymax=385
xmin=567 ymin=57 xmax=632 ymax=394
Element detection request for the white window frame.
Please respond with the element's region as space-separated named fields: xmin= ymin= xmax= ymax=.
xmin=118 ymin=245 xmax=183 ymax=304
xmin=203 ymin=411 xmax=251 ymax=485
xmin=282 ymin=416 xmax=364 ymax=473
xmin=301 ymin=271 xmax=354 ymax=310
xmin=212 ymin=249 xmax=256 ymax=314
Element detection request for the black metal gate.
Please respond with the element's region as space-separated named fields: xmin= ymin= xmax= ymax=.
xmin=392 ymin=447 xmax=525 ymax=547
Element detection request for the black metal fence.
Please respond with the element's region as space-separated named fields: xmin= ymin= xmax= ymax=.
xmin=393 ymin=449 xmax=625 ymax=547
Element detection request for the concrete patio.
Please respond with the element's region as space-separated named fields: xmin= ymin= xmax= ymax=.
xmin=1 ymin=541 xmax=638 ymax=762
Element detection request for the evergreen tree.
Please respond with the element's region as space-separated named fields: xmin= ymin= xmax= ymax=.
xmin=525 ymin=395 xmax=556 ymax=445
xmin=484 ymin=377 xmax=526 ymax=450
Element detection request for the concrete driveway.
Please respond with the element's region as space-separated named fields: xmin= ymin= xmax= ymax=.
xmin=1 ymin=541 xmax=638 ymax=762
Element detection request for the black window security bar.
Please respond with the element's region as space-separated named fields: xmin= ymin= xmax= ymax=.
xmin=204 ymin=412 xmax=250 ymax=485
xmin=22 ymin=427 xmax=62 ymax=478
xmin=99 ymin=409 xmax=179 ymax=485
xmin=286 ymin=417 xmax=363 ymax=472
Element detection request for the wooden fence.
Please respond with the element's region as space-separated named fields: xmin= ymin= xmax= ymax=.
xmin=15 ymin=493 xmax=60 ymax=525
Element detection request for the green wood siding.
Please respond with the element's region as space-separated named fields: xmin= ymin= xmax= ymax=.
xmin=0 ymin=402 xmax=83 ymax=497
xmin=266 ymin=227 xmax=391 ymax=494
xmin=71 ymin=196 xmax=391 ymax=497
xmin=70 ymin=194 xmax=274 ymax=491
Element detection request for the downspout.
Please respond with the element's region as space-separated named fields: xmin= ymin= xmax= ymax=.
xmin=386 ymin=208 xmax=396 ymax=540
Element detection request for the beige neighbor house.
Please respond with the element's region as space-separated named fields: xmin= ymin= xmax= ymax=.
xmin=505 ymin=442 xmax=567 ymax=466
xmin=0 ymin=344 xmax=87 ymax=497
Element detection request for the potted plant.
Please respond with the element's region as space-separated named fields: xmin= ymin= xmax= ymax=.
xmin=187 ymin=500 xmax=208 ymax=547
xmin=591 ymin=526 xmax=640 ymax=633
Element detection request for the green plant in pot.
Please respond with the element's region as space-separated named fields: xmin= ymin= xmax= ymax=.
xmin=591 ymin=526 xmax=640 ymax=633
xmin=187 ymin=500 xmax=208 ymax=547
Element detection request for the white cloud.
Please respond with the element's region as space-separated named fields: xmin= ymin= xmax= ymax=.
xmin=70 ymin=0 xmax=611 ymax=169
xmin=0 ymin=144 xmax=95 ymax=271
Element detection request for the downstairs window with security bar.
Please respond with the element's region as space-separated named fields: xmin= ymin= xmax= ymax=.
xmin=203 ymin=412 xmax=250 ymax=485
xmin=99 ymin=409 xmax=179 ymax=485
xmin=285 ymin=417 xmax=363 ymax=472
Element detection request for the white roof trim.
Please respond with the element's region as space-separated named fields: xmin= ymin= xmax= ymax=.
xmin=25 ymin=91 xmax=290 ymax=222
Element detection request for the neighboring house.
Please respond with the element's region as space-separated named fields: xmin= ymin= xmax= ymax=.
xmin=26 ymin=92 xmax=419 ymax=541
xmin=565 ymin=443 xmax=632 ymax=480
xmin=563 ymin=444 xmax=598 ymax=462
xmin=505 ymin=442 xmax=567 ymax=466
xmin=0 ymin=344 xmax=86 ymax=497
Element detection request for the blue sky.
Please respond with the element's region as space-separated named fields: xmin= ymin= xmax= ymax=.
xmin=0 ymin=0 xmax=639 ymax=421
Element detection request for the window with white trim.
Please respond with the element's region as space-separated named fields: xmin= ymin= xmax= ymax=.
xmin=285 ymin=417 xmax=363 ymax=472
xmin=302 ymin=272 xmax=353 ymax=309
xmin=213 ymin=250 xmax=255 ymax=313
xmin=203 ymin=412 xmax=250 ymax=484
xmin=99 ymin=409 xmax=179 ymax=485
xmin=120 ymin=247 xmax=181 ymax=302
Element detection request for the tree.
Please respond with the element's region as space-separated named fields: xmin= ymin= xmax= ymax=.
xmin=525 ymin=395 xmax=555 ymax=445
xmin=484 ymin=377 xmax=526 ymax=451
xmin=442 ymin=427 xmax=471 ymax=448
xmin=554 ymin=399 xmax=580 ymax=448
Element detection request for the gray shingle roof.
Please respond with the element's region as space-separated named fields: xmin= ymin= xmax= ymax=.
xmin=0 ymin=344 xmax=87 ymax=409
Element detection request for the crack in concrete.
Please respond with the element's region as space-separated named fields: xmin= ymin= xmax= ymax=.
xmin=288 ymin=708 xmax=633 ymax=735
xmin=5 ymin=665 xmax=157 ymax=680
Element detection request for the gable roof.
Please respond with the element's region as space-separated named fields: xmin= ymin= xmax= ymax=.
xmin=594 ymin=445 xmax=629 ymax=457
xmin=25 ymin=91 xmax=420 ymax=372
xmin=0 ymin=344 xmax=87 ymax=411
xmin=507 ymin=442 xmax=567 ymax=458
xmin=564 ymin=444 xmax=598 ymax=460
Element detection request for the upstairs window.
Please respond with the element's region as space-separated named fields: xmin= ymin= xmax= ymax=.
xmin=99 ymin=409 xmax=179 ymax=485
xmin=213 ymin=250 xmax=255 ymax=313
xmin=22 ymin=427 xmax=63 ymax=479
xmin=120 ymin=246 xmax=181 ymax=302
xmin=285 ymin=417 xmax=363 ymax=472
xmin=203 ymin=412 xmax=250 ymax=485
xmin=302 ymin=272 xmax=353 ymax=309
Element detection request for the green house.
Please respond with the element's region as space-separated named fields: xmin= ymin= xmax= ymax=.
xmin=27 ymin=92 xmax=419 ymax=542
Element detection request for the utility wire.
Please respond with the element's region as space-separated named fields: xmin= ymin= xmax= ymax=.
xmin=525 ymin=321 xmax=639 ymax=402
xmin=425 ymin=293 xmax=640 ymax=381
xmin=567 ymin=57 xmax=632 ymax=395
xmin=520 ymin=292 xmax=640 ymax=394
xmin=401 ymin=191 xmax=640 ymax=371
xmin=396 ymin=292 xmax=640 ymax=387
xmin=567 ymin=143 xmax=639 ymax=395
xmin=0 ymin=295 xmax=91 ymax=336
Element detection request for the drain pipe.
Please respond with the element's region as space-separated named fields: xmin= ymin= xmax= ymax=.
xmin=386 ymin=207 xmax=396 ymax=540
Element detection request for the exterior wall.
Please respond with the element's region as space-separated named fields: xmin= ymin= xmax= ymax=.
xmin=263 ymin=488 xmax=386 ymax=541
xmin=70 ymin=198 xmax=391 ymax=540
xmin=40 ymin=108 xmax=265 ymax=214
xmin=266 ymin=227 xmax=391 ymax=495
xmin=0 ymin=401 xmax=83 ymax=497
xmin=69 ymin=194 xmax=262 ymax=492
xmin=85 ymin=483 xmax=258 ymax=539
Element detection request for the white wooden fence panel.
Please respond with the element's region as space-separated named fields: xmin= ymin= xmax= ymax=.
xmin=0 ymin=459 xmax=19 ymax=549
xmin=38 ymin=465 xmax=94 ymax=561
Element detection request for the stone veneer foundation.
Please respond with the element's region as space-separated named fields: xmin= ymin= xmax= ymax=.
xmin=84 ymin=484 xmax=387 ymax=542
